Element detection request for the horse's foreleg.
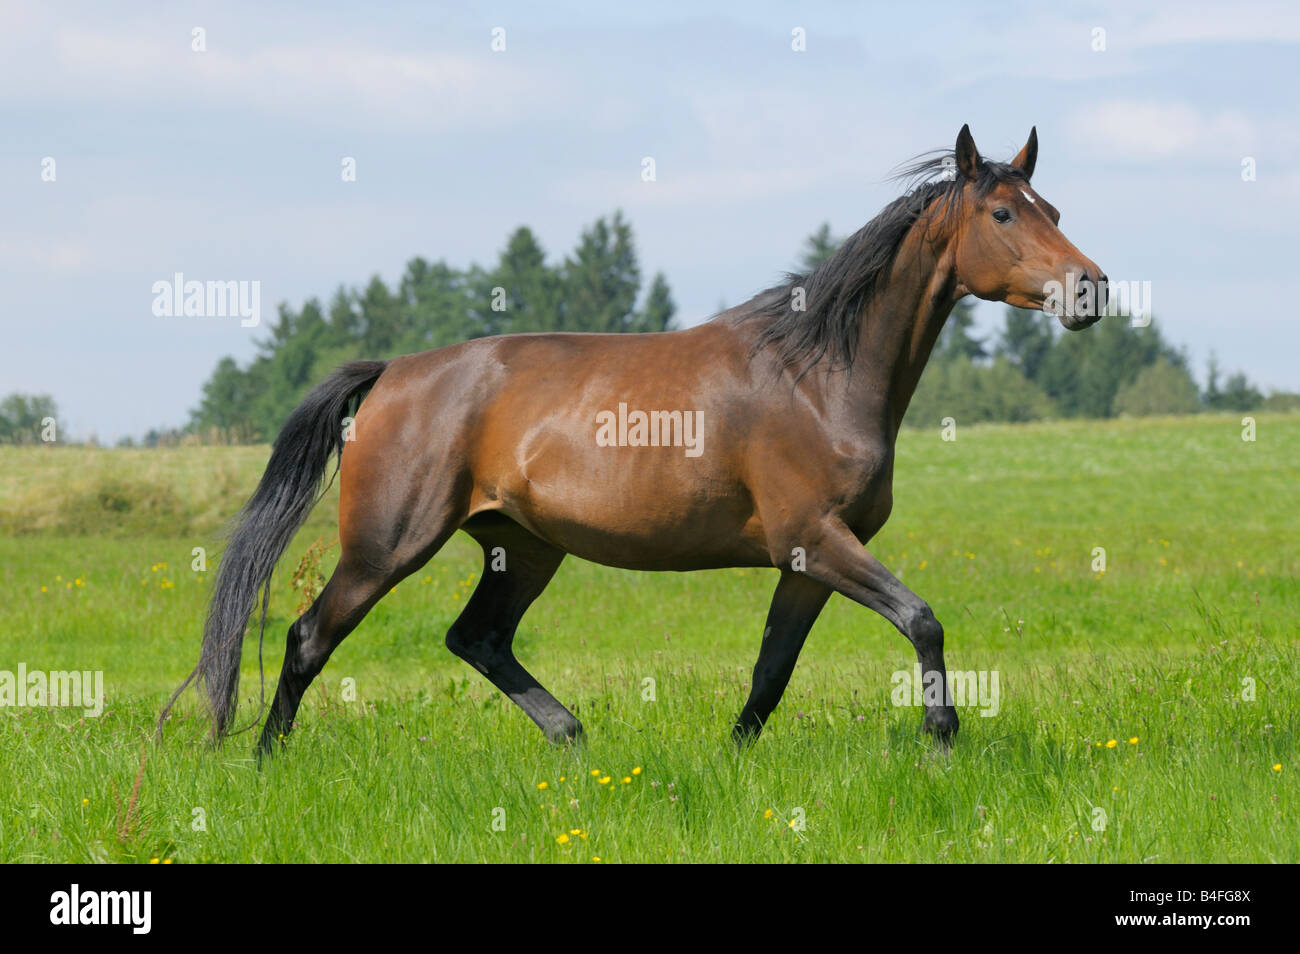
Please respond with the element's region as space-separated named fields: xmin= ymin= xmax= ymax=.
xmin=732 ymin=571 xmax=831 ymax=743
xmin=798 ymin=519 xmax=959 ymax=744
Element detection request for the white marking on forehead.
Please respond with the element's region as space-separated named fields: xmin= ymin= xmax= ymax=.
xmin=1020 ymin=189 xmax=1036 ymax=204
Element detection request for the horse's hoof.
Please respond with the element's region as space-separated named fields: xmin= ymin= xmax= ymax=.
xmin=545 ymin=720 xmax=584 ymax=746
xmin=922 ymin=708 xmax=959 ymax=746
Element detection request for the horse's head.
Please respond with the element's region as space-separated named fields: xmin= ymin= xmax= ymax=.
xmin=947 ymin=125 xmax=1106 ymax=331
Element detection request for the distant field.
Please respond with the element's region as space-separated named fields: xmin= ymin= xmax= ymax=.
xmin=1 ymin=413 xmax=1296 ymax=862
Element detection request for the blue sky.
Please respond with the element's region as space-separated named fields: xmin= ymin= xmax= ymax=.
xmin=4 ymin=0 xmax=1299 ymax=441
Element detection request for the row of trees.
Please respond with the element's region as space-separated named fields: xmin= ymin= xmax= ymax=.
xmin=0 ymin=393 xmax=186 ymax=445
xmin=912 ymin=302 xmax=1297 ymax=426
xmin=0 ymin=393 xmax=57 ymax=444
xmin=8 ymin=217 xmax=1295 ymax=446
xmin=188 ymin=212 xmax=676 ymax=442
xmin=797 ymin=225 xmax=1298 ymax=427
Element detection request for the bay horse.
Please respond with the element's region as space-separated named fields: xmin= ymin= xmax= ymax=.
xmin=162 ymin=125 xmax=1106 ymax=754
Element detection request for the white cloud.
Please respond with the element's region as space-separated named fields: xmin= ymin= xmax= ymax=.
xmin=0 ymin=238 xmax=90 ymax=270
xmin=3 ymin=12 xmax=564 ymax=134
xmin=549 ymin=165 xmax=824 ymax=209
xmin=1067 ymin=101 xmax=1258 ymax=161
xmin=1124 ymin=0 xmax=1300 ymax=46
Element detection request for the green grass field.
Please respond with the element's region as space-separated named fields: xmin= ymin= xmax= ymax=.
xmin=1 ymin=413 xmax=1296 ymax=862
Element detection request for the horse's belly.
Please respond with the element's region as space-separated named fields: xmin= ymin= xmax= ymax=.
xmin=484 ymin=459 xmax=768 ymax=570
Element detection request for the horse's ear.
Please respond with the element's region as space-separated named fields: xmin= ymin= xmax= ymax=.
xmin=954 ymin=124 xmax=980 ymax=180
xmin=1011 ymin=126 xmax=1038 ymax=181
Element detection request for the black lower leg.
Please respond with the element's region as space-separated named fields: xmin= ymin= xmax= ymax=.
xmin=447 ymin=533 xmax=580 ymax=743
xmin=257 ymin=616 xmax=322 ymax=757
xmin=906 ymin=606 xmax=959 ymax=744
xmin=733 ymin=571 xmax=830 ymax=743
xmin=255 ymin=558 xmax=394 ymax=760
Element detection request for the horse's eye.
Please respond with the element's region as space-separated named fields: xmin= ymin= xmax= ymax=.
xmin=992 ymin=208 xmax=1013 ymax=224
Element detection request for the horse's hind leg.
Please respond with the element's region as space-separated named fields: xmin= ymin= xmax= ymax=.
xmin=448 ymin=519 xmax=580 ymax=744
xmin=257 ymin=505 xmax=461 ymax=756
xmin=256 ymin=550 xmax=407 ymax=756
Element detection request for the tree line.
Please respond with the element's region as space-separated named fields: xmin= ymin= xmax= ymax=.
xmin=186 ymin=211 xmax=675 ymax=443
xmin=0 ymin=394 xmax=57 ymax=445
xmin=4 ymin=216 xmax=1296 ymax=446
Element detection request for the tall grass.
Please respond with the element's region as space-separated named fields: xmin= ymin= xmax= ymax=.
xmin=1 ymin=413 xmax=1295 ymax=862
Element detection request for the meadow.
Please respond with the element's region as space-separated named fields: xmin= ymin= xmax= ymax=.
xmin=1 ymin=412 xmax=1296 ymax=863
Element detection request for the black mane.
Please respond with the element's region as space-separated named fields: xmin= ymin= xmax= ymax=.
xmin=732 ymin=150 xmax=1027 ymax=377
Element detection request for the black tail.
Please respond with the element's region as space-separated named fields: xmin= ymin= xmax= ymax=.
xmin=158 ymin=360 xmax=387 ymax=742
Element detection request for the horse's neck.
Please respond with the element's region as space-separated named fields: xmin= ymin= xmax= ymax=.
xmin=849 ymin=227 xmax=961 ymax=434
